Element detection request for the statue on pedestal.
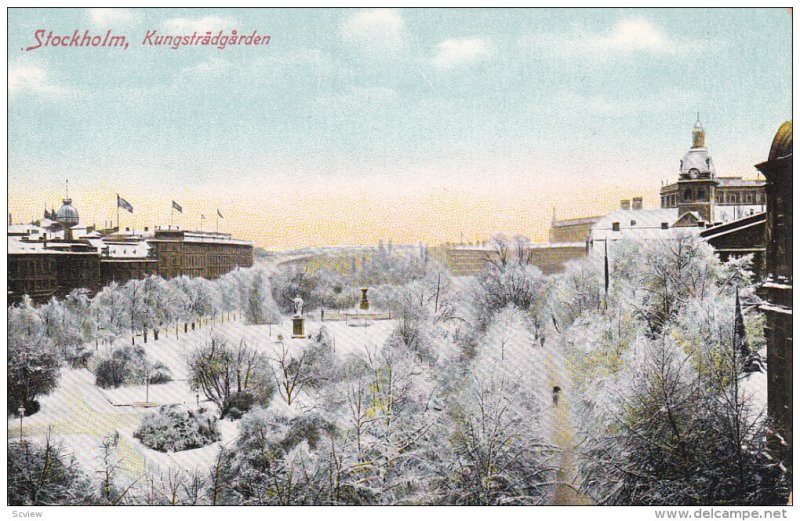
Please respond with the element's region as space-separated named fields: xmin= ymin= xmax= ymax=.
xmin=292 ymin=295 xmax=305 ymax=338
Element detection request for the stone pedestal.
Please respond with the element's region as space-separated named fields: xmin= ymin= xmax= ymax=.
xmin=292 ymin=317 xmax=305 ymax=338
xmin=359 ymin=287 xmax=370 ymax=310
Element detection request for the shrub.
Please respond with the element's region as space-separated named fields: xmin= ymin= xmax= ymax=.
xmin=94 ymin=344 xmax=172 ymax=388
xmin=222 ymin=391 xmax=255 ymax=419
xmin=147 ymin=361 xmax=172 ymax=384
xmin=95 ymin=357 xmax=127 ymax=388
xmin=134 ymin=405 xmax=220 ymax=452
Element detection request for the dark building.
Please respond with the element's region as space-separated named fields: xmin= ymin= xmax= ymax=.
xmin=699 ymin=211 xmax=766 ymax=277
xmin=100 ymin=258 xmax=160 ymax=285
xmin=8 ymin=238 xmax=101 ymax=303
xmin=7 ymin=252 xmax=59 ymax=302
xmin=8 ymin=194 xmax=254 ymax=304
xmin=147 ymin=229 xmax=254 ymax=279
xmin=756 ymin=120 xmax=792 ymax=474
xmin=55 ymin=250 xmax=102 ymax=296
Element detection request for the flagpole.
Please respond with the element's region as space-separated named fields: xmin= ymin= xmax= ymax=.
xmin=116 ymin=194 xmax=120 ymax=232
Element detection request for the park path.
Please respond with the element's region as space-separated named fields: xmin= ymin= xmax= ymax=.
xmin=7 ymin=368 xmax=150 ymax=481
xmin=543 ymin=350 xmax=593 ymax=505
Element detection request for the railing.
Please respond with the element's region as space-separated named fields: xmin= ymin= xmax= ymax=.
xmin=321 ymin=309 xmax=393 ymax=322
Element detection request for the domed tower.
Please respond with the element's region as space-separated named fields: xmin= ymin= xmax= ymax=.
xmin=55 ymin=183 xmax=79 ymax=240
xmin=677 ymin=114 xmax=718 ymax=224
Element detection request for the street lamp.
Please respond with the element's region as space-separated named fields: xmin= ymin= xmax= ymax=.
xmin=17 ymin=404 xmax=25 ymax=439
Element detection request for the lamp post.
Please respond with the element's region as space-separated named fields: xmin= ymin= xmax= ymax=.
xmin=144 ymin=358 xmax=150 ymax=405
xmin=17 ymin=404 xmax=25 ymax=439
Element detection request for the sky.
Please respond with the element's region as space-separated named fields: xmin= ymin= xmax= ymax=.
xmin=7 ymin=8 xmax=793 ymax=249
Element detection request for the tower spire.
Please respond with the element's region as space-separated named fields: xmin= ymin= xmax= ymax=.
xmin=692 ymin=114 xmax=705 ymax=149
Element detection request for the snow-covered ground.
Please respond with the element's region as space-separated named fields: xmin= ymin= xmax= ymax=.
xmin=8 ymin=315 xmax=398 ymax=484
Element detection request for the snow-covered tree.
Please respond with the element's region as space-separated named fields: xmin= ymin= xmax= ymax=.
xmin=8 ymin=298 xmax=61 ymax=414
xmin=8 ymin=431 xmax=95 ymax=505
xmin=188 ymin=336 xmax=273 ymax=416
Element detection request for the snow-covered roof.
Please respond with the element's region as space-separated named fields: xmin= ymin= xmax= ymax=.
xmin=716 ymin=177 xmax=765 ymax=188
xmin=183 ymin=233 xmax=252 ymax=246
xmin=148 ymin=231 xmax=252 ymax=246
xmin=589 ymin=208 xmax=691 ymax=246
xmin=714 ymin=205 xmax=764 ymax=224
xmin=7 ymin=237 xmax=97 ymax=255
xmin=681 ymin=147 xmax=716 ymax=176
xmin=104 ymin=241 xmax=151 ymax=258
xmin=7 ymin=224 xmax=43 ymax=235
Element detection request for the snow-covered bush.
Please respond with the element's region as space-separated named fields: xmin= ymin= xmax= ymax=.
xmin=134 ymin=405 xmax=220 ymax=452
xmin=216 ymin=408 xmax=337 ymax=505
xmin=94 ymin=344 xmax=172 ymax=388
xmin=8 ymin=434 xmax=95 ymax=505
xmin=222 ymin=391 xmax=256 ymax=419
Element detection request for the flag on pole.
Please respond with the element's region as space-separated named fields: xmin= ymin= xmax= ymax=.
xmin=217 ymin=209 xmax=224 ymax=219
xmin=172 ymin=201 xmax=183 ymax=213
xmin=117 ymin=195 xmax=134 ymax=213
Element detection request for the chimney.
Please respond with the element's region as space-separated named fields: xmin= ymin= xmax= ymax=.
xmin=144 ymin=226 xmax=149 ymax=232
xmin=620 ymin=199 xmax=631 ymax=210
xmin=612 ymin=222 xmax=620 ymax=232
xmin=632 ymin=197 xmax=643 ymax=210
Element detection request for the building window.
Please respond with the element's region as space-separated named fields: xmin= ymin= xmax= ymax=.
xmin=683 ymin=188 xmax=693 ymax=202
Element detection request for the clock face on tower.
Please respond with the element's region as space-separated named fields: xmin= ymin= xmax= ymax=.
xmin=688 ymin=168 xmax=700 ymax=179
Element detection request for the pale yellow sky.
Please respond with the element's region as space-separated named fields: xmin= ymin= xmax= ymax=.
xmin=8 ymin=156 xmax=759 ymax=251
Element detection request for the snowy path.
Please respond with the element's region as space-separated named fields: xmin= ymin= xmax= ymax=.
xmin=7 ymin=368 xmax=151 ymax=482
xmin=542 ymin=348 xmax=593 ymax=505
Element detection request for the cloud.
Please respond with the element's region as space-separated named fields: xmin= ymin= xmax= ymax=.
xmin=8 ymin=64 xmax=69 ymax=97
xmin=430 ymin=37 xmax=492 ymax=69
xmin=88 ymin=8 xmax=142 ymax=27
xmin=163 ymin=15 xmax=237 ymax=33
xmin=519 ymin=18 xmax=711 ymax=60
xmin=341 ymin=9 xmax=405 ymax=51
xmin=587 ymin=19 xmax=674 ymax=53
